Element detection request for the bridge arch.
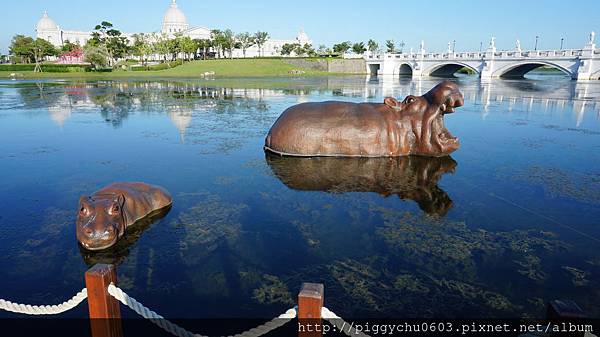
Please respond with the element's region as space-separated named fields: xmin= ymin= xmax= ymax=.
xmin=425 ymin=62 xmax=479 ymax=77
xmin=493 ymin=61 xmax=573 ymax=79
xmin=394 ymin=63 xmax=413 ymax=76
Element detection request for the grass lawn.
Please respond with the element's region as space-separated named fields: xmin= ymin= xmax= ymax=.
xmin=0 ymin=58 xmax=336 ymax=79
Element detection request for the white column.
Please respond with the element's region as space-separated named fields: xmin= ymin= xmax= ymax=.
xmin=480 ymin=37 xmax=497 ymax=79
xmin=576 ymin=31 xmax=596 ymax=80
xmin=412 ymin=40 xmax=425 ymax=78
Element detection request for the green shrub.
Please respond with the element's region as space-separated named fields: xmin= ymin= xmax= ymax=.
xmin=130 ymin=60 xmax=183 ymax=71
xmin=0 ymin=64 xmax=36 ymax=71
xmin=86 ymin=67 xmax=113 ymax=73
xmin=0 ymin=63 xmax=91 ymax=72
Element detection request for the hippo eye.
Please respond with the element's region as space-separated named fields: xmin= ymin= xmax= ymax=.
xmin=109 ymin=204 xmax=120 ymax=215
xmin=79 ymin=206 xmax=87 ymax=214
xmin=404 ymin=96 xmax=416 ymax=104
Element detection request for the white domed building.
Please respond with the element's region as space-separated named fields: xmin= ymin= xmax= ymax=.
xmin=162 ymin=0 xmax=189 ymax=34
xmin=35 ymin=0 xmax=310 ymax=58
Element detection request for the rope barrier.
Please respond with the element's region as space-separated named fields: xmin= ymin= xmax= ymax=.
xmin=321 ymin=307 xmax=371 ymax=337
xmin=107 ymin=283 xmax=297 ymax=337
xmin=0 ymin=288 xmax=88 ymax=315
xmin=0 ymin=281 xmax=362 ymax=337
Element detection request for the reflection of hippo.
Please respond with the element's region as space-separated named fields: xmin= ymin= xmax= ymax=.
xmin=77 ymin=182 xmax=172 ymax=250
xmin=265 ymin=153 xmax=457 ymax=216
xmin=265 ymin=80 xmax=463 ymax=157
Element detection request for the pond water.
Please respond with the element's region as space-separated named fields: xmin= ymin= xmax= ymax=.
xmin=0 ymin=75 xmax=599 ymax=320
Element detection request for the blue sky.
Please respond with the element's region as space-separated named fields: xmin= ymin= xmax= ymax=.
xmin=1 ymin=0 xmax=599 ymax=54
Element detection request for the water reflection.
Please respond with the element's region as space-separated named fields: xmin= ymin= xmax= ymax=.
xmin=78 ymin=206 xmax=171 ymax=267
xmin=1 ymin=77 xmax=599 ymax=319
xmin=266 ymin=154 xmax=456 ymax=216
xmin=3 ymin=78 xmax=599 ymax=132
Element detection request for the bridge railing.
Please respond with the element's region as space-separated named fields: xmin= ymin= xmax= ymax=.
xmin=366 ymin=48 xmax=585 ymax=61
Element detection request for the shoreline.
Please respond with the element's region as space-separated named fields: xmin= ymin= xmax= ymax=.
xmin=0 ymin=58 xmax=367 ymax=80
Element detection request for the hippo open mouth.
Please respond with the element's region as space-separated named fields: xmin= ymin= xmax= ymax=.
xmin=428 ymin=83 xmax=463 ymax=154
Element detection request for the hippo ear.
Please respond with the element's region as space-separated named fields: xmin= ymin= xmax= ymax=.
xmin=114 ymin=193 xmax=125 ymax=207
xmin=384 ymin=97 xmax=400 ymax=108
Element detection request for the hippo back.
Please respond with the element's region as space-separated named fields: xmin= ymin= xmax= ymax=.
xmin=95 ymin=182 xmax=172 ymax=226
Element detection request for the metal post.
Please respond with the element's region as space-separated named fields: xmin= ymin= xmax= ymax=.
xmin=535 ymin=35 xmax=539 ymax=51
xmin=298 ymin=283 xmax=324 ymax=337
xmin=560 ymin=37 xmax=564 ymax=50
xmin=85 ymin=264 xmax=123 ymax=337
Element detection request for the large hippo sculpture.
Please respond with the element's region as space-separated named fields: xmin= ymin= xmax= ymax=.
xmin=76 ymin=182 xmax=172 ymax=250
xmin=264 ymin=80 xmax=463 ymax=157
xmin=266 ymin=153 xmax=456 ymax=216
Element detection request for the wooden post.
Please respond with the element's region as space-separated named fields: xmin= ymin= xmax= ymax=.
xmin=298 ymin=283 xmax=324 ymax=337
xmin=85 ymin=264 xmax=123 ymax=337
xmin=546 ymin=300 xmax=587 ymax=337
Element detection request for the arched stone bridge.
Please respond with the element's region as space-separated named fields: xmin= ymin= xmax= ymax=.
xmin=365 ymin=35 xmax=600 ymax=80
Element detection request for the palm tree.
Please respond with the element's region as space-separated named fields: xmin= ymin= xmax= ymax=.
xmin=254 ymin=31 xmax=269 ymax=57
xmin=352 ymin=42 xmax=366 ymax=54
xmin=368 ymin=39 xmax=379 ymax=53
xmin=385 ymin=40 xmax=395 ymax=53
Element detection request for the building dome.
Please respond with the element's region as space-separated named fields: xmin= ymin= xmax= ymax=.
xmin=36 ymin=11 xmax=59 ymax=32
xmin=161 ymin=0 xmax=189 ymax=34
xmin=296 ymin=28 xmax=311 ymax=45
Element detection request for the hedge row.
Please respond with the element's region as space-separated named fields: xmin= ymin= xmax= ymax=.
xmin=131 ymin=60 xmax=184 ymax=71
xmin=0 ymin=64 xmax=91 ymax=72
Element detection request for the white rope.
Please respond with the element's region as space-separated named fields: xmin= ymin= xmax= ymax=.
xmin=0 ymin=288 xmax=88 ymax=315
xmin=107 ymin=283 xmax=296 ymax=337
xmin=321 ymin=307 xmax=371 ymax=337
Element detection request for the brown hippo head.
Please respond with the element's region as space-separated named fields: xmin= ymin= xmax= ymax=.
xmin=384 ymin=80 xmax=463 ymax=156
xmin=76 ymin=194 xmax=125 ymax=250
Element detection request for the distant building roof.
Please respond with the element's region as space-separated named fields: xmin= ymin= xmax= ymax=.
xmin=36 ymin=11 xmax=59 ymax=32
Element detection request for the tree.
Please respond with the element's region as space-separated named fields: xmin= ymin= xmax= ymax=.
xmin=210 ymin=29 xmax=224 ymax=58
xmin=254 ymin=31 xmax=269 ymax=57
xmin=317 ymin=44 xmax=330 ymax=55
xmin=84 ymin=44 xmax=110 ymax=69
xmin=168 ymin=35 xmax=181 ymax=61
xmin=281 ymin=43 xmax=298 ymax=56
xmin=352 ymin=42 xmax=366 ymax=54
xmin=61 ymin=40 xmax=79 ymax=53
xmin=333 ymin=41 xmax=351 ymax=54
xmin=9 ymin=35 xmax=35 ymax=63
xmin=89 ymin=21 xmax=129 ymax=66
xmin=152 ymin=33 xmax=171 ymax=62
xmin=221 ymin=29 xmax=235 ymax=59
xmin=368 ymin=39 xmax=379 ymax=52
xmin=132 ymin=33 xmax=152 ymax=66
xmin=178 ymin=36 xmax=197 ymax=61
xmin=385 ymin=40 xmax=395 ymax=53
xmin=195 ymin=38 xmax=212 ymax=60
xmin=235 ymin=32 xmax=255 ymax=58
xmin=32 ymin=38 xmax=57 ymax=71
xmin=295 ymin=43 xmax=316 ymax=57
xmin=9 ymin=35 xmax=56 ymax=70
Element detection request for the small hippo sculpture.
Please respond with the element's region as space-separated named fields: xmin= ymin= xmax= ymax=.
xmin=76 ymin=182 xmax=172 ymax=250
xmin=264 ymin=80 xmax=463 ymax=157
